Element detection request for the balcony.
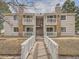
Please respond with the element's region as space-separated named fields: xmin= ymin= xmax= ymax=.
xmin=45 ymin=18 xmax=57 ymax=25
xmin=47 ymin=32 xmax=57 ymax=37
xmin=23 ymin=18 xmax=34 ymax=25
xmin=23 ymin=32 xmax=33 ymax=38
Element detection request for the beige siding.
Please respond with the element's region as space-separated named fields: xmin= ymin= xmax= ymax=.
xmin=3 ymin=13 xmax=75 ymax=37
xmin=61 ymin=15 xmax=75 ymax=36
xmin=4 ymin=16 xmax=19 ymax=36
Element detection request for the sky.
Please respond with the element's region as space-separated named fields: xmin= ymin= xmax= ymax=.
xmin=5 ymin=0 xmax=79 ymax=13
xmin=75 ymin=0 xmax=79 ymax=6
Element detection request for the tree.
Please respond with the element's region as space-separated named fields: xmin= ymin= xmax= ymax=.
xmin=0 ymin=0 xmax=11 ymax=13
xmin=62 ymin=0 xmax=76 ymax=13
xmin=75 ymin=7 xmax=79 ymax=32
xmin=62 ymin=0 xmax=79 ymax=33
xmin=0 ymin=0 xmax=11 ymax=33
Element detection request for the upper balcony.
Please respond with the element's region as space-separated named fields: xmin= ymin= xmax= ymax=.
xmin=45 ymin=15 xmax=57 ymax=25
xmin=22 ymin=15 xmax=35 ymax=25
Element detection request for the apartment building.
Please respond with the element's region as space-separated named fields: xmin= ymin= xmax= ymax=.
xmin=3 ymin=5 xmax=75 ymax=38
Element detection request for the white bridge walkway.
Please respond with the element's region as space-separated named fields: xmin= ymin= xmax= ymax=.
xmin=21 ymin=36 xmax=58 ymax=59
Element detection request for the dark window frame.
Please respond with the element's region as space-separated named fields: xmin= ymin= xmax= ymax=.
xmin=61 ymin=15 xmax=66 ymax=20
xmin=47 ymin=27 xmax=53 ymax=32
xmin=26 ymin=27 xmax=33 ymax=32
xmin=61 ymin=27 xmax=66 ymax=32
xmin=14 ymin=15 xmax=17 ymax=20
xmin=23 ymin=15 xmax=33 ymax=18
xmin=47 ymin=15 xmax=56 ymax=18
xmin=14 ymin=27 xmax=19 ymax=32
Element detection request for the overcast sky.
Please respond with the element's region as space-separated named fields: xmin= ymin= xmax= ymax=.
xmin=6 ymin=0 xmax=79 ymax=13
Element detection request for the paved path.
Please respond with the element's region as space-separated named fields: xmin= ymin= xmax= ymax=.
xmin=27 ymin=36 xmax=50 ymax=59
xmin=37 ymin=41 xmax=50 ymax=59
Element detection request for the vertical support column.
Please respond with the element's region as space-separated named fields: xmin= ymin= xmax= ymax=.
xmin=18 ymin=6 xmax=24 ymax=36
xmin=55 ymin=4 xmax=61 ymax=37
xmin=56 ymin=14 xmax=61 ymax=37
xmin=44 ymin=15 xmax=45 ymax=37
xmin=18 ymin=14 xmax=23 ymax=36
xmin=34 ymin=15 xmax=36 ymax=37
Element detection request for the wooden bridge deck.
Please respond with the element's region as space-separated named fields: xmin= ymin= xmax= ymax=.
xmin=27 ymin=37 xmax=51 ymax=59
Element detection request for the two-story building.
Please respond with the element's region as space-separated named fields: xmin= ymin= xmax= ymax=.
xmin=3 ymin=5 xmax=75 ymax=38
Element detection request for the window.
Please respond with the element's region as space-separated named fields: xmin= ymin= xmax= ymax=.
xmin=61 ymin=27 xmax=66 ymax=32
xmin=61 ymin=15 xmax=66 ymax=20
xmin=47 ymin=18 xmax=52 ymax=22
xmin=23 ymin=25 xmax=26 ymax=31
xmin=47 ymin=15 xmax=56 ymax=18
xmin=47 ymin=15 xmax=56 ymax=22
xmin=23 ymin=15 xmax=33 ymax=18
xmin=14 ymin=27 xmax=19 ymax=32
xmin=24 ymin=15 xmax=32 ymax=22
xmin=47 ymin=27 xmax=53 ymax=32
xmin=14 ymin=15 xmax=17 ymax=20
xmin=26 ymin=28 xmax=33 ymax=32
xmin=26 ymin=19 xmax=32 ymax=22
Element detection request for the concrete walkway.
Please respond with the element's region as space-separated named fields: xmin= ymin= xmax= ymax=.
xmin=27 ymin=36 xmax=50 ymax=59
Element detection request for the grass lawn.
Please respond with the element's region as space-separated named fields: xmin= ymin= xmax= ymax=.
xmin=53 ymin=37 xmax=79 ymax=56
xmin=0 ymin=37 xmax=79 ymax=56
xmin=0 ymin=37 xmax=26 ymax=55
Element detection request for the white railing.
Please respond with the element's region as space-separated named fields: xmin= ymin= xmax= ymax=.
xmin=23 ymin=18 xmax=34 ymax=25
xmin=47 ymin=18 xmax=56 ymax=23
xmin=44 ymin=36 xmax=58 ymax=59
xmin=23 ymin=32 xmax=33 ymax=38
xmin=24 ymin=18 xmax=32 ymax=23
xmin=21 ymin=35 xmax=35 ymax=59
xmin=47 ymin=32 xmax=57 ymax=37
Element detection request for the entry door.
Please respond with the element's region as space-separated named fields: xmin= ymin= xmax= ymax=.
xmin=36 ymin=16 xmax=43 ymax=36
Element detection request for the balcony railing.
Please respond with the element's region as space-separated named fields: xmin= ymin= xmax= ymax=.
xmin=47 ymin=32 xmax=57 ymax=37
xmin=46 ymin=18 xmax=57 ymax=25
xmin=23 ymin=32 xmax=33 ymax=38
xmin=47 ymin=18 xmax=56 ymax=22
xmin=23 ymin=18 xmax=34 ymax=25
xmin=24 ymin=18 xmax=32 ymax=22
xmin=44 ymin=36 xmax=58 ymax=59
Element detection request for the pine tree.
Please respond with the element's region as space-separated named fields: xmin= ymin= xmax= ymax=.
xmin=62 ymin=0 xmax=76 ymax=13
xmin=62 ymin=0 xmax=79 ymax=33
xmin=75 ymin=7 xmax=79 ymax=32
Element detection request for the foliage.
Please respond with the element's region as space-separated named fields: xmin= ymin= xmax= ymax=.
xmin=75 ymin=7 xmax=79 ymax=31
xmin=62 ymin=0 xmax=79 ymax=32
xmin=0 ymin=0 xmax=11 ymax=32
xmin=0 ymin=1 xmax=11 ymax=13
xmin=62 ymin=0 xmax=76 ymax=13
